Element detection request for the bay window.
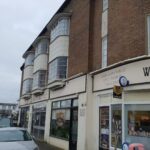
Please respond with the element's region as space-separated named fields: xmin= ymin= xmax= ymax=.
xmin=48 ymin=57 xmax=67 ymax=83
xmin=25 ymin=53 xmax=34 ymax=67
xmin=50 ymin=18 xmax=69 ymax=42
xmin=33 ymin=70 xmax=47 ymax=89
xmin=22 ymin=79 xmax=33 ymax=95
xmin=35 ymin=39 xmax=49 ymax=57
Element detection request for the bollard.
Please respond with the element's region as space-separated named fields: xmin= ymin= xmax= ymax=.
xmin=129 ymin=143 xmax=144 ymax=150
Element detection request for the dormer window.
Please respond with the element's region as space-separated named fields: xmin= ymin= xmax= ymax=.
xmin=50 ymin=18 xmax=69 ymax=42
xmin=35 ymin=39 xmax=49 ymax=57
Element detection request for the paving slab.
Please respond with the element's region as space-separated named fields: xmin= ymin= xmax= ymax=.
xmin=36 ymin=141 xmax=64 ymax=150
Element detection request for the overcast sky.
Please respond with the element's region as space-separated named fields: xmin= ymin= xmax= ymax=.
xmin=0 ymin=0 xmax=65 ymax=103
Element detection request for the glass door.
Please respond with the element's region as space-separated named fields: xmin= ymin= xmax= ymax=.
xmin=69 ymin=108 xmax=78 ymax=150
xmin=99 ymin=107 xmax=109 ymax=150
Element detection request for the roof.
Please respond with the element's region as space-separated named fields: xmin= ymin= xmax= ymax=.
xmin=23 ymin=0 xmax=71 ymax=57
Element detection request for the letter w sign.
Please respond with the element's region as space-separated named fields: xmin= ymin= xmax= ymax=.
xmin=143 ymin=67 xmax=150 ymax=76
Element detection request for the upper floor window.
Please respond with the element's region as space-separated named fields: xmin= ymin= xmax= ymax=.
xmin=50 ymin=18 xmax=69 ymax=42
xmin=147 ymin=16 xmax=150 ymax=55
xmin=102 ymin=36 xmax=108 ymax=68
xmin=103 ymin=0 xmax=108 ymax=11
xmin=35 ymin=39 xmax=49 ymax=57
xmin=33 ymin=70 xmax=47 ymax=89
xmin=22 ymin=79 xmax=33 ymax=95
xmin=25 ymin=53 xmax=34 ymax=67
xmin=48 ymin=57 xmax=67 ymax=83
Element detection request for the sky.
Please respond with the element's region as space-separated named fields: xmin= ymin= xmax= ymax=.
xmin=0 ymin=0 xmax=65 ymax=103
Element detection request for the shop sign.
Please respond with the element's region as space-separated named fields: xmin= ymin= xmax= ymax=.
xmin=113 ymin=86 xmax=122 ymax=99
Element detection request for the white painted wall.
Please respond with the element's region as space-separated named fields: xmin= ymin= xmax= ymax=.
xmin=33 ymin=54 xmax=48 ymax=73
xmin=50 ymin=75 xmax=86 ymax=99
xmin=49 ymin=36 xmax=69 ymax=62
xmin=23 ymin=66 xmax=33 ymax=80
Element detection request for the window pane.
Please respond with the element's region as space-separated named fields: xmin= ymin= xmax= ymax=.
xmin=102 ymin=36 xmax=107 ymax=68
xmin=50 ymin=18 xmax=69 ymax=42
xmin=111 ymin=104 xmax=122 ymax=149
xmin=147 ymin=16 xmax=150 ymax=55
xmin=50 ymin=109 xmax=70 ymax=139
xmin=52 ymin=101 xmax=61 ymax=109
xmin=25 ymin=53 xmax=34 ymax=67
xmin=61 ymin=100 xmax=71 ymax=108
xmin=22 ymin=79 xmax=33 ymax=95
xmin=48 ymin=57 xmax=67 ymax=83
xmin=35 ymin=39 xmax=49 ymax=57
xmin=99 ymin=107 xmax=109 ymax=149
xmin=103 ymin=0 xmax=108 ymax=11
xmin=33 ymin=70 xmax=46 ymax=89
xmin=125 ymin=105 xmax=150 ymax=150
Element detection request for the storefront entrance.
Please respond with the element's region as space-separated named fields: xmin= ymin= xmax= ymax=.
xmin=32 ymin=103 xmax=46 ymax=141
xmin=69 ymin=108 xmax=78 ymax=150
xmin=20 ymin=106 xmax=29 ymax=128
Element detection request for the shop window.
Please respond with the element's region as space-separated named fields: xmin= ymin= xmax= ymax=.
xmin=48 ymin=57 xmax=67 ymax=83
xmin=111 ymin=104 xmax=122 ymax=149
xmin=25 ymin=53 xmax=34 ymax=67
xmin=35 ymin=39 xmax=49 ymax=57
xmin=125 ymin=104 xmax=150 ymax=150
xmin=102 ymin=36 xmax=107 ymax=68
xmin=22 ymin=79 xmax=33 ymax=95
xmin=147 ymin=16 xmax=150 ymax=55
xmin=50 ymin=99 xmax=77 ymax=140
xmin=33 ymin=70 xmax=47 ymax=90
xmin=103 ymin=0 xmax=108 ymax=11
xmin=99 ymin=107 xmax=109 ymax=149
xmin=50 ymin=18 xmax=69 ymax=42
xmin=51 ymin=109 xmax=70 ymax=139
xmin=20 ymin=107 xmax=29 ymax=128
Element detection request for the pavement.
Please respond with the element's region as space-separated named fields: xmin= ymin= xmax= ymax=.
xmin=36 ymin=141 xmax=64 ymax=150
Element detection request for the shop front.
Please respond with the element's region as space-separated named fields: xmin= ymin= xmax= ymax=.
xmin=32 ymin=102 xmax=47 ymax=140
xmin=20 ymin=106 xmax=29 ymax=128
xmin=50 ymin=99 xmax=78 ymax=150
xmin=92 ymin=57 xmax=150 ymax=150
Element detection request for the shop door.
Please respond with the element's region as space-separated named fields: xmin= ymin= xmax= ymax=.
xmin=69 ymin=108 xmax=78 ymax=150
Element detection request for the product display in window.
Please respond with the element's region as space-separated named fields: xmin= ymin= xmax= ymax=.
xmin=128 ymin=111 xmax=150 ymax=137
xmin=99 ymin=107 xmax=109 ymax=149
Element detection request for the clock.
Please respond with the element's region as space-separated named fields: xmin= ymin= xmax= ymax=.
xmin=119 ymin=76 xmax=129 ymax=87
xmin=122 ymin=142 xmax=129 ymax=150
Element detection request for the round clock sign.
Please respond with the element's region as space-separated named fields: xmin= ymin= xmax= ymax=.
xmin=119 ymin=76 xmax=129 ymax=87
xmin=122 ymin=142 xmax=129 ymax=150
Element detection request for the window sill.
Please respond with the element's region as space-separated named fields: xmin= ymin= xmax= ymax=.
xmin=48 ymin=80 xmax=65 ymax=90
xmin=32 ymin=88 xmax=44 ymax=96
xmin=22 ymin=93 xmax=31 ymax=100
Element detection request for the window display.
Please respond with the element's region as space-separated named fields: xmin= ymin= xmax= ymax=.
xmin=99 ymin=107 xmax=109 ymax=150
xmin=111 ymin=104 xmax=122 ymax=149
xmin=125 ymin=104 xmax=150 ymax=150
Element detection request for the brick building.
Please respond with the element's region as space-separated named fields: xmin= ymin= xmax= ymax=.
xmin=19 ymin=0 xmax=150 ymax=150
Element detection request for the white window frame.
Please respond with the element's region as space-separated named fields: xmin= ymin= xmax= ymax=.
xmin=147 ymin=16 xmax=150 ymax=55
xmin=102 ymin=36 xmax=108 ymax=68
xmin=103 ymin=0 xmax=108 ymax=11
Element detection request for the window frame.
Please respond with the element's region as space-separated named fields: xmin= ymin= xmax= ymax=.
xmin=50 ymin=99 xmax=78 ymax=140
xmin=32 ymin=70 xmax=47 ymax=90
xmin=102 ymin=36 xmax=108 ymax=68
xmin=48 ymin=56 xmax=68 ymax=83
xmin=22 ymin=78 xmax=33 ymax=95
